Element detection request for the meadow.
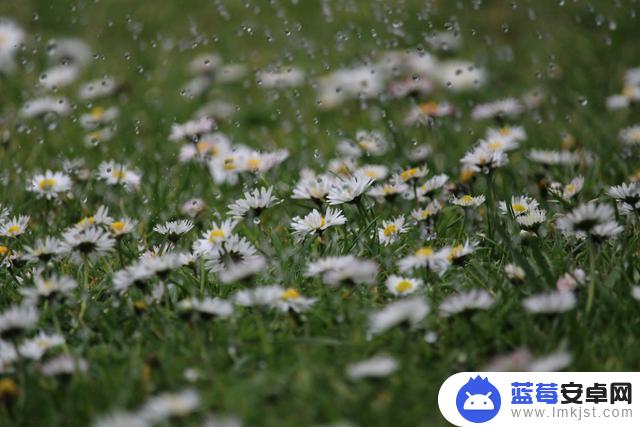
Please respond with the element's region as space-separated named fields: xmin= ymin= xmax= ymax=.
xmin=0 ymin=1 xmax=639 ymax=426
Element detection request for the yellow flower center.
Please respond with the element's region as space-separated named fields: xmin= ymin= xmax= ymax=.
xmin=36 ymin=339 xmax=48 ymax=349
xmin=38 ymin=178 xmax=57 ymax=190
xmin=209 ymin=229 xmax=225 ymax=241
xmin=499 ymin=127 xmax=511 ymax=136
xmin=447 ymin=245 xmax=463 ymax=261
xmin=88 ymin=130 xmax=102 ymax=141
xmin=383 ymin=224 xmax=397 ymax=237
xmin=196 ymin=141 xmax=210 ymax=154
xmin=319 ymin=216 xmax=325 ymax=228
xmin=6 ymin=225 xmax=21 ymax=235
xmin=460 ymin=168 xmax=475 ymax=183
xmin=461 ymin=195 xmax=474 ymax=204
xmin=487 ymin=140 xmax=503 ymax=150
xmin=247 ymin=158 xmax=261 ymax=170
xmin=90 ymin=106 xmax=105 ymax=120
xmin=400 ymin=168 xmax=418 ymax=181
xmin=281 ymin=288 xmax=301 ymax=300
xmin=512 ymin=203 xmax=527 ymax=214
xmin=111 ymin=169 xmax=126 ymax=180
xmin=366 ymin=170 xmax=378 ymax=178
xmin=337 ymin=163 xmax=351 ymax=175
xmin=43 ymin=280 xmax=53 ymax=290
xmin=416 ymin=247 xmax=433 ymax=257
xmin=420 ymin=101 xmax=439 ymax=115
xmin=224 ymin=157 xmax=236 ymax=170
xmin=111 ymin=221 xmax=126 ymax=232
xmin=395 ymin=280 xmax=413 ymax=293
xmin=420 ymin=209 xmax=431 ymax=219
xmin=0 ymin=246 xmax=9 ymax=256
xmin=0 ymin=378 xmax=18 ymax=399
xmin=565 ymin=183 xmax=575 ymax=193
xmin=622 ymin=85 xmax=635 ymax=98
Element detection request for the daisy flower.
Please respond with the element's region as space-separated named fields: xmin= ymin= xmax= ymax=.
xmin=274 ymin=288 xmax=317 ymax=313
xmin=556 ymin=268 xmax=586 ymax=292
xmin=227 ymin=186 xmax=279 ymax=219
xmin=28 ymin=171 xmax=72 ymax=200
xmin=153 ymin=219 xmax=194 ymax=242
xmin=23 ymin=237 xmax=62 ymax=263
xmin=21 ymin=273 xmax=77 ymax=300
xmin=478 ymin=136 xmax=519 ymax=153
xmin=292 ymin=174 xmax=335 ymax=203
xmin=471 ymin=97 xmax=524 ymax=120
xmin=385 ymin=275 xmax=423 ymax=296
xmin=234 ymin=286 xmax=284 ymax=307
xmin=39 ymin=64 xmax=80 ymax=90
xmin=79 ymin=106 xmax=119 ymax=129
xmin=485 ymin=126 xmax=527 ymax=143
xmin=450 ymin=194 xmax=485 ymax=207
xmin=356 ymin=164 xmax=388 ymax=181
xmin=378 ymin=216 xmax=408 ymax=246
xmin=60 ymin=226 xmax=115 ymax=264
xmin=204 ymin=235 xmax=267 ymax=284
xmin=0 ymin=215 xmax=30 ymax=238
xmin=499 ymin=195 xmax=539 ymax=216
xmin=0 ymin=305 xmax=38 ymax=338
xmin=137 ymin=389 xmax=201 ymax=424
xmin=192 ymin=219 xmax=237 ymax=255
xmin=516 ymin=208 xmax=546 ymax=230
xmin=403 ymin=101 xmax=454 ymax=125
xmin=40 ymin=354 xmax=88 ymax=377
xmin=548 ymin=176 xmax=584 ymax=201
xmin=444 ymin=241 xmax=477 ymax=265
xmin=177 ymin=297 xmax=234 ymax=319
xmin=522 ymin=291 xmax=576 ymax=314
xmin=439 ymin=289 xmax=495 ymax=317
xmin=305 ymin=255 xmax=378 ymax=286
xmin=291 ymin=207 xmax=346 ymax=242
xmin=346 ymin=355 xmax=398 ymax=380
xmin=398 ymin=165 xmax=428 ymax=183
xmin=19 ymin=97 xmax=71 ymax=118
xmin=180 ymin=198 xmax=205 ymax=218
xmin=75 ymin=206 xmax=113 ymax=231
xmin=236 ymin=149 xmax=289 ymax=174
xmin=109 ymin=218 xmax=137 ymax=237
xmin=327 ymin=175 xmax=373 ymax=205
xmin=433 ymin=59 xmax=486 ymax=91
xmin=528 ymin=149 xmax=584 ymax=166
xmin=411 ymin=200 xmax=442 ymax=223
xmin=204 ymin=234 xmax=258 ymax=273
xmin=218 ymin=254 xmax=267 ymax=285
xmin=556 ymin=203 xmax=623 ymax=240
xmin=327 ymin=157 xmax=358 ymax=177
xmin=355 ymin=130 xmax=388 ymax=155
xmin=460 ymin=144 xmax=508 ymax=173
xmin=0 ymin=19 xmax=25 ymax=72
xmin=77 ymin=76 xmax=119 ymax=100
xmin=619 ymin=125 xmax=640 ymax=146
xmin=607 ymin=182 xmax=640 ymax=216
xmin=505 ymin=264 xmax=526 ymax=281
xmin=18 ymin=331 xmax=65 ymax=360
xmin=97 ymin=161 xmax=141 ymax=190
xmin=169 ymin=117 xmax=215 ymax=142
xmin=367 ymin=180 xmax=409 ymax=201
xmin=415 ymin=174 xmax=449 ymax=198
xmin=368 ymin=297 xmax=430 ymax=336
xmin=397 ymin=246 xmax=450 ymax=275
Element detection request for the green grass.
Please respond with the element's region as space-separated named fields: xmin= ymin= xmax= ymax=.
xmin=0 ymin=1 xmax=639 ymax=426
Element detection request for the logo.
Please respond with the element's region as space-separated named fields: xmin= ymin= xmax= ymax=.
xmin=456 ymin=376 xmax=501 ymax=423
